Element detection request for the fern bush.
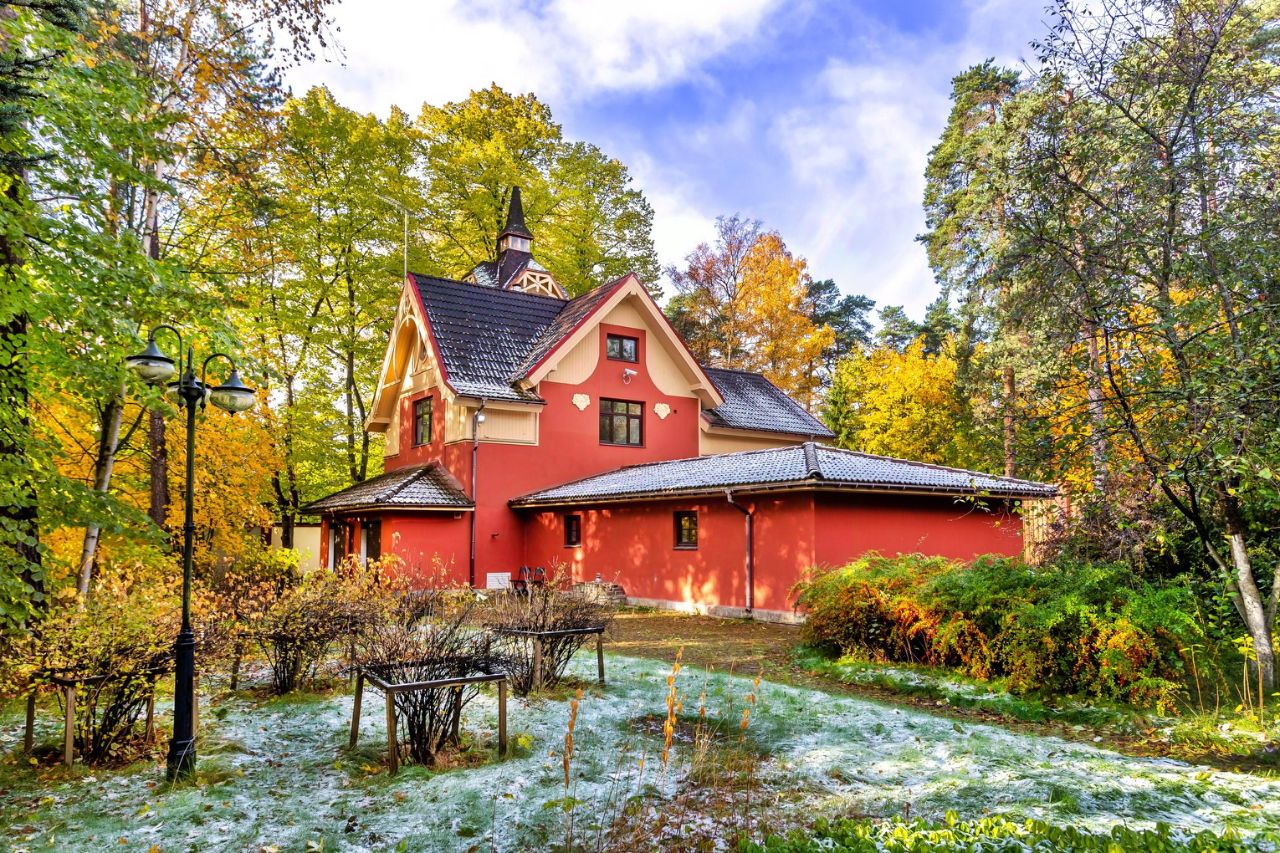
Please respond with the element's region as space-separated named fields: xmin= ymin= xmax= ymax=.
xmin=795 ymin=553 xmax=1200 ymax=711
xmin=743 ymin=813 xmax=1276 ymax=852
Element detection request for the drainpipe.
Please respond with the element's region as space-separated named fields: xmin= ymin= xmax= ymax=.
xmin=725 ymin=490 xmax=754 ymax=616
xmin=469 ymin=399 xmax=487 ymax=588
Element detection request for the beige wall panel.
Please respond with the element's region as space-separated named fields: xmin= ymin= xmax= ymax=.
xmin=386 ymin=400 xmax=401 ymax=456
xmin=549 ymin=329 xmax=600 ymax=385
xmin=479 ymin=408 xmax=537 ymax=443
xmin=445 ymin=401 xmax=471 ymax=442
xmin=699 ymin=429 xmax=803 ymax=455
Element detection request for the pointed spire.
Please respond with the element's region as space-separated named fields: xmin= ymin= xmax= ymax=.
xmin=498 ymin=186 xmax=533 ymax=242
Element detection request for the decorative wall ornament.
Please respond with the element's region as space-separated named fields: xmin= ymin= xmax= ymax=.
xmin=654 ymin=402 xmax=672 ymax=420
xmin=572 ymin=393 xmax=591 ymax=411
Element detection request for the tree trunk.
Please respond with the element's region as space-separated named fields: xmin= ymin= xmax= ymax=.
xmin=77 ymin=389 xmax=126 ymax=597
xmin=1222 ymin=495 xmax=1274 ymax=691
xmin=1083 ymin=325 xmax=1109 ymax=494
xmin=148 ymin=409 xmax=169 ymax=528
xmin=1002 ymin=365 xmax=1016 ymax=478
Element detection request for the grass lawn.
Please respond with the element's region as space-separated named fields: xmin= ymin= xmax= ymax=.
xmin=5 ymin=648 xmax=1280 ymax=851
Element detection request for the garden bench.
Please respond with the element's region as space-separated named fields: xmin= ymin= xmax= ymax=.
xmin=349 ymin=665 xmax=508 ymax=775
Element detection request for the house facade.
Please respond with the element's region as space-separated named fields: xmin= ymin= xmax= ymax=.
xmin=305 ymin=189 xmax=1056 ymax=621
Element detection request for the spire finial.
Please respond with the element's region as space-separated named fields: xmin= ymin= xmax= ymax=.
xmin=500 ymin=186 xmax=532 ymax=242
xmin=496 ymin=185 xmax=534 ymax=258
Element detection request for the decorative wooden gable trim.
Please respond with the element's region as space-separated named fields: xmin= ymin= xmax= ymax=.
xmin=521 ymin=274 xmax=724 ymax=408
xmin=367 ymin=276 xmax=451 ymax=431
xmin=513 ymin=268 xmax=565 ymax=298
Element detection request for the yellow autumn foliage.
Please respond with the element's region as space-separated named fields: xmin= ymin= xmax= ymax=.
xmin=826 ymin=338 xmax=976 ymax=467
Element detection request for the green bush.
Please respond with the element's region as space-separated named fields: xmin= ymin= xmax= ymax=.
xmin=742 ymin=814 xmax=1276 ymax=852
xmin=794 ymin=553 xmax=1200 ymax=711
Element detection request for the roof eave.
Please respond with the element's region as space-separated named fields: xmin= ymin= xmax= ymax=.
xmin=700 ymin=417 xmax=834 ymax=440
xmin=509 ymin=480 xmax=1055 ymax=510
xmin=304 ymin=502 xmax=475 ymax=515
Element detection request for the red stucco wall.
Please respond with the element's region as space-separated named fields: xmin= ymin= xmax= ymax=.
xmin=383 ymin=320 xmax=706 ymax=583
xmin=383 ymin=382 xmax=452 ymax=473
xmin=520 ymin=494 xmax=816 ymax=613
xmin=518 ymin=491 xmax=1024 ymax=615
xmin=812 ymin=493 xmax=1024 ymax=569
xmin=381 ymin=512 xmax=471 ymax=586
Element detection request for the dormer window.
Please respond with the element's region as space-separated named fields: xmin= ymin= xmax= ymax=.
xmin=606 ymin=334 xmax=638 ymax=363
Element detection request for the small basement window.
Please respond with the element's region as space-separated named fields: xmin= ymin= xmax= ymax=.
xmin=606 ymin=333 xmax=638 ymax=363
xmin=600 ymin=398 xmax=643 ymax=446
xmin=674 ymin=511 xmax=698 ymax=550
xmin=413 ymin=397 xmax=432 ymax=446
xmin=564 ymin=514 xmax=582 ymax=547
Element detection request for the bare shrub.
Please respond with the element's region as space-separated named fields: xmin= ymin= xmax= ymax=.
xmin=360 ymin=593 xmax=496 ymax=766
xmin=481 ymin=574 xmax=615 ymax=696
xmin=248 ymin=557 xmax=395 ymax=695
xmin=3 ymin=569 xmax=177 ymax=765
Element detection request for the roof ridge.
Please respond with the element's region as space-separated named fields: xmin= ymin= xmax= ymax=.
xmin=412 ymin=272 xmax=568 ymax=304
xmin=816 ymin=444 xmax=1052 ymax=488
xmin=381 ymin=463 xmax=439 ymax=501
xmin=508 ymin=444 xmax=805 ymax=502
xmin=701 ymin=365 xmax=765 ymax=376
xmin=802 ymin=441 xmax=822 ymax=479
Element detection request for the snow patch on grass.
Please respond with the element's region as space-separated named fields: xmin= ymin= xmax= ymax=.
xmin=3 ymin=654 xmax=1280 ymax=851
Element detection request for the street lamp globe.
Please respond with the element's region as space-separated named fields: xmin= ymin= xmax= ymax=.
xmin=125 ymin=339 xmax=177 ymax=384
xmin=209 ymin=369 xmax=255 ymax=413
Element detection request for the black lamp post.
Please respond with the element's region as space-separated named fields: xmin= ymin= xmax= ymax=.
xmin=126 ymin=325 xmax=255 ymax=781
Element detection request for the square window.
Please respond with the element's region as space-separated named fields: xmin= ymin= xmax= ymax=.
xmin=674 ymin=511 xmax=698 ymax=549
xmin=599 ymin=398 xmax=643 ymax=446
xmin=413 ymin=397 xmax=432 ymax=446
xmin=564 ymin=514 xmax=582 ymax=547
xmin=606 ymin=334 xmax=638 ymax=363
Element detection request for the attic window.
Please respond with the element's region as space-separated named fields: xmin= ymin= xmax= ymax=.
xmin=606 ymin=334 xmax=638 ymax=363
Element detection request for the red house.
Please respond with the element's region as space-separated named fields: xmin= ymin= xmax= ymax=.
xmin=306 ymin=190 xmax=1055 ymax=621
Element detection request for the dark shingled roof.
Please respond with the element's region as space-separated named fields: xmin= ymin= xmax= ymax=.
xmin=513 ymin=277 xmax=628 ymax=377
xmin=412 ymin=273 xmax=566 ymax=401
xmin=304 ymin=463 xmax=472 ymax=514
xmin=702 ymin=367 xmax=833 ymax=437
xmin=510 ymin=442 xmax=1057 ymax=507
xmin=470 ymin=250 xmax=530 ymax=290
xmin=408 ymin=273 xmax=830 ymax=434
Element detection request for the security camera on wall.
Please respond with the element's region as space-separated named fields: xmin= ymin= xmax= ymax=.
xmin=622 ymin=368 xmax=637 ymax=384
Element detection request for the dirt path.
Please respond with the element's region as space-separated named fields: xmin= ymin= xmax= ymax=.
xmin=607 ymin=608 xmax=1270 ymax=773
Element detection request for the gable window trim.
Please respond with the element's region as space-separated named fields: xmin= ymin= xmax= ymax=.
xmin=674 ymin=511 xmax=698 ymax=550
xmin=563 ymin=513 xmax=582 ymax=548
xmin=599 ymin=397 xmax=644 ymax=447
xmin=605 ymin=333 xmax=639 ymax=363
xmin=413 ymin=396 xmax=433 ymax=446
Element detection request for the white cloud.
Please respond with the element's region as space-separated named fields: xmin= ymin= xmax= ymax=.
xmin=285 ymin=0 xmax=1051 ymax=319
xmin=287 ymin=0 xmax=783 ymax=113
xmin=749 ymin=1 xmax=1046 ymax=317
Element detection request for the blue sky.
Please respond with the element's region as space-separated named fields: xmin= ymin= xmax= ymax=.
xmin=286 ymin=0 xmax=1051 ymax=318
